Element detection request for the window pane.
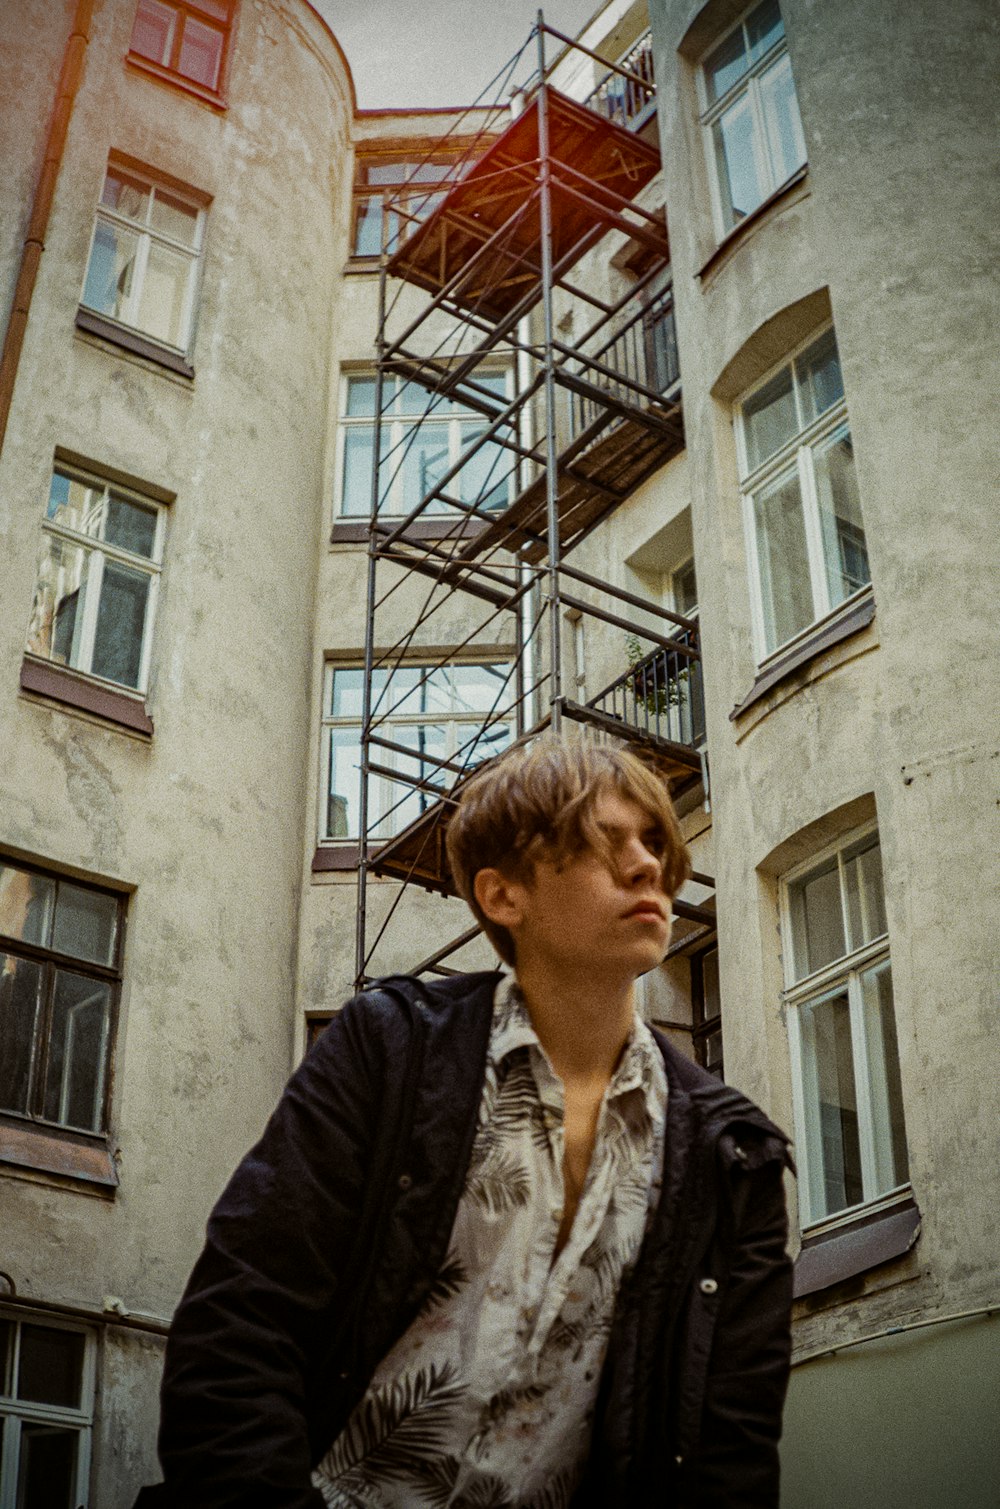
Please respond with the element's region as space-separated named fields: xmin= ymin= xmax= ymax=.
xmin=178 ymin=15 xmax=224 ymax=88
xmin=52 ymin=882 xmax=118 ymax=966
xmin=746 ymin=0 xmax=784 ymax=61
xmin=81 ymin=218 xmax=139 ymax=322
xmin=42 ymin=971 xmax=112 ymax=1132
xmin=0 ymin=953 xmax=42 ymax=1115
xmin=451 ymin=663 xmax=511 ymax=714
xmin=752 ymin=467 xmax=815 ymax=653
xmin=100 ymin=171 xmax=151 ymax=224
xmin=329 ymin=667 xmax=366 ymax=718
xmin=104 ymin=495 xmax=158 ymax=559
xmin=352 ymin=195 xmax=383 ymax=256
xmin=457 ymin=426 xmax=509 ymax=511
xmin=0 ymin=866 xmax=54 ymax=947
xmin=341 ymin=426 xmax=382 ymax=517
xmin=743 ymin=363 xmax=797 ymax=472
xmin=704 ymin=25 xmax=748 ymax=103
xmin=365 ymin=161 xmax=414 ymax=185
xmin=797 ymin=327 xmax=844 ymax=423
xmin=0 ymin=1317 xmax=11 ymax=1394
xmin=345 ymin=377 xmax=379 ymax=417
xmin=464 ymin=719 xmax=511 ymax=767
xmin=90 ymin=561 xmax=150 ymax=689
xmin=17 ymin=1324 xmax=86 ymax=1407
xmin=800 ymin=990 xmax=863 ymax=1219
xmin=327 ymin=728 xmax=360 ymax=839
xmin=130 ymin=0 xmax=176 ymax=65
xmin=26 ymin=536 xmax=92 ymax=670
xmin=790 ymin=855 xmax=845 ymax=979
xmin=842 ymin=835 xmax=887 ymax=952
xmin=702 ymin=948 xmax=721 ymax=1020
xmin=712 ymin=98 xmax=764 ymax=227
xmin=16 ymin=1422 xmax=79 ymax=1509
xmin=136 ymin=240 xmax=191 ymax=347
xmin=150 ymin=189 xmax=200 ymax=248
xmin=758 ymin=52 xmax=806 ymax=186
xmin=812 ymin=429 xmax=870 ymax=608
xmin=45 ymin=471 xmax=96 ymax=530
xmin=384 ymin=723 xmax=448 ymax=833
xmin=399 ymin=424 xmax=450 ymax=514
xmin=861 ymin=962 xmax=909 ymax=1193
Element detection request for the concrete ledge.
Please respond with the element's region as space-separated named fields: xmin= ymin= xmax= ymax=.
xmin=20 ymin=658 xmax=154 ymax=736
xmin=794 ymin=1197 xmax=921 ymax=1298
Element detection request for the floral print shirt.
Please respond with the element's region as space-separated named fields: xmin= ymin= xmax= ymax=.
xmin=312 ymin=975 xmax=667 ymax=1509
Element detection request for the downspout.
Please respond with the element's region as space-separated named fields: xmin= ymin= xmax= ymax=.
xmin=0 ymin=0 xmax=94 ymax=456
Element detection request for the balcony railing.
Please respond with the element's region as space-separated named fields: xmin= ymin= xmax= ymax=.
xmin=569 ymin=288 xmax=679 ymax=438
xmin=588 ymin=630 xmax=705 ymax=750
xmin=583 ymin=31 xmax=655 ymax=131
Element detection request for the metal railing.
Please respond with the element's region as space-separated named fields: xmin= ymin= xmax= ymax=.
xmin=583 ymin=31 xmax=655 ymax=130
xmin=569 ymin=288 xmax=679 ymax=437
xmin=588 ymin=629 xmax=705 ymax=749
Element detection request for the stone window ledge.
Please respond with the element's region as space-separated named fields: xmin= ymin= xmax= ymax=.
xmin=20 ymin=658 xmax=154 ymax=737
xmin=794 ymin=1194 xmax=921 ymax=1299
xmin=312 ymin=844 xmax=361 ymax=872
xmin=0 ymin=1118 xmax=118 ymax=1197
xmin=125 ymin=52 xmax=228 ymax=111
xmin=731 ymin=593 xmax=876 ymax=721
xmin=331 ymin=518 xmax=487 ymax=545
xmin=697 ymin=164 xmax=810 ymax=285
xmin=75 ymin=308 xmax=194 ymax=380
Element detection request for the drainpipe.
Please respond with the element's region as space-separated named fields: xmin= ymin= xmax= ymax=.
xmin=0 ymin=0 xmax=94 ymax=456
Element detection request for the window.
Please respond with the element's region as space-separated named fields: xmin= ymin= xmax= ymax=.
xmin=699 ymin=0 xmax=806 ymax=235
xmin=320 ymin=662 xmax=514 ymax=844
xmin=337 ymin=373 xmax=512 ymax=521
xmin=0 ymin=860 xmax=125 ymax=1139
xmin=351 ymin=152 xmax=455 ymax=258
xmin=783 ymin=827 xmax=909 ymax=1228
xmin=691 ymin=946 xmax=723 ymax=1077
xmin=737 ymin=325 xmax=870 ymax=661
xmin=128 ymin=0 xmax=236 ymax=97
xmin=25 ymin=466 xmax=165 ymax=696
xmin=80 ymin=163 xmax=205 ymax=355
xmin=0 ymin=1314 xmax=95 ymax=1509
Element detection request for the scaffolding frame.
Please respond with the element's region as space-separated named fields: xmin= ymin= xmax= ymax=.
xmin=350 ymin=12 xmax=712 ymax=986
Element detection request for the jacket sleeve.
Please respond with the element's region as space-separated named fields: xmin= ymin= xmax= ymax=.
xmin=137 ymin=994 xmax=389 ymax=1509
xmin=691 ymin=1148 xmax=793 ymax=1508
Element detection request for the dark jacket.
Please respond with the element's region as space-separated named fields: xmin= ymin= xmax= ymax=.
xmin=135 ymin=971 xmax=793 ymax=1509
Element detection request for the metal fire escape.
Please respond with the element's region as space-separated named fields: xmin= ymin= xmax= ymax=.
xmin=354 ymin=13 xmax=716 ymax=986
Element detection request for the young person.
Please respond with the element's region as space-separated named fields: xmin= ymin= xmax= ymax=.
xmin=136 ymin=738 xmax=793 ymax=1509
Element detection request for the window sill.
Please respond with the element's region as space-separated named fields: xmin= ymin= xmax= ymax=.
xmin=794 ymin=1194 xmax=920 ymax=1299
xmin=730 ymin=592 xmax=876 ymax=721
xmin=312 ymin=844 xmax=360 ymax=872
xmin=0 ymin=1118 xmax=118 ymax=1196
xmin=125 ymin=52 xmax=228 ymax=111
xmin=343 ymin=257 xmax=381 ymax=275
xmin=75 ymin=308 xmax=194 ymax=380
xmin=20 ymin=658 xmax=154 ymax=737
xmin=697 ymin=164 xmax=810 ymax=285
xmin=331 ymin=518 xmax=488 ymax=545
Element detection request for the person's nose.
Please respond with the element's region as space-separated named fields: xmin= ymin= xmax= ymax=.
xmin=621 ymin=836 xmax=661 ymax=885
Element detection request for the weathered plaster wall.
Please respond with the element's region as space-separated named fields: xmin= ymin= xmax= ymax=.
xmin=0 ymin=1 xmax=352 ymax=1500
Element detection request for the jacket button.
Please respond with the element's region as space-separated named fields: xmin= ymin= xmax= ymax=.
xmin=699 ymin=1277 xmax=718 ymax=1295
xmin=397 ymin=1173 xmax=412 ymax=1191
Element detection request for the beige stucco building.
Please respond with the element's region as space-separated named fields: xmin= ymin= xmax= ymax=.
xmin=0 ymin=0 xmax=997 ymax=1505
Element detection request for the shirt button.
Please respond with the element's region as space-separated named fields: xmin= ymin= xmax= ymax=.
xmin=699 ymin=1277 xmax=718 ymax=1295
xmin=397 ymin=1173 xmax=412 ymax=1191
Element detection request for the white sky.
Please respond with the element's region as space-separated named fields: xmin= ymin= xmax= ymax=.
xmin=311 ymin=1 xmax=602 ymax=110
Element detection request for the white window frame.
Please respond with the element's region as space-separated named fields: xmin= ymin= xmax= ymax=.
xmin=80 ymin=162 xmax=206 ymax=355
xmin=697 ymin=0 xmax=807 ymax=239
xmin=0 ymin=1312 xmax=96 ymax=1509
xmin=27 ymin=465 xmax=167 ymax=697
xmin=318 ymin=658 xmax=516 ymax=846
xmin=781 ymin=822 xmax=910 ymax=1231
xmin=736 ymin=324 xmax=869 ymax=666
xmin=334 ymin=370 xmax=513 ymax=523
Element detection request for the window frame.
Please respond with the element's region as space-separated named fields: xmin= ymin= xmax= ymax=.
xmin=781 ymin=822 xmax=910 ymax=1232
xmin=697 ymin=0 xmax=807 ymax=240
xmin=126 ymin=0 xmax=238 ymax=105
xmin=349 ymin=148 xmax=458 ymax=262
xmin=0 ymin=856 xmax=127 ymax=1145
xmin=333 ymin=369 xmax=513 ymax=524
xmin=0 ymin=1311 xmax=96 ymax=1509
xmin=735 ymin=324 xmax=870 ymax=666
xmin=80 ymin=161 xmax=207 ymax=360
xmin=318 ymin=658 xmax=516 ymax=849
xmin=26 ymin=462 xmax=167 ymax=700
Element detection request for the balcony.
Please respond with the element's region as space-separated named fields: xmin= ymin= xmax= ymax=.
xmin=582 ymin=30 xmax=656 ymax=133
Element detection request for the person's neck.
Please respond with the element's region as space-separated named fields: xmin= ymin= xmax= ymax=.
xmin=513 ymin=954 xmax=637 ymax=1087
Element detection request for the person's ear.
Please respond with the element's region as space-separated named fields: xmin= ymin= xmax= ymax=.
xmin=473 ymin=867 xmax=528 ymax=931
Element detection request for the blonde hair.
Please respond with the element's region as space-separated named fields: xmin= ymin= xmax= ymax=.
xmin=445 ymin=736 xmax=690 ymax=966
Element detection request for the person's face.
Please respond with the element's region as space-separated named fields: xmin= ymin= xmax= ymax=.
xmin=477 ymin=788 xmax=674 ymax=982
